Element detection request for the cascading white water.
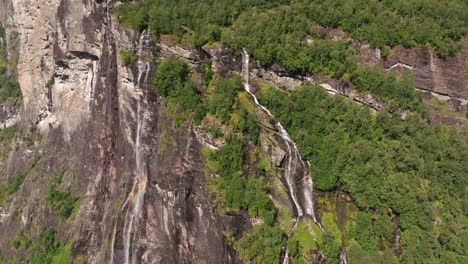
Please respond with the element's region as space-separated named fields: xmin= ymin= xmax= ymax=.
xmin=242 ymin=49 xmax=324 ymax=231
xmin=339 ymin=246 xmax=348 ymax=264
xmin=109 ymin=223 xmax=117 ymax=264
xmin=112 ymin=29 xmax=152 ymax=264
xmin=282 ymin=251 xmax=290 ymax=264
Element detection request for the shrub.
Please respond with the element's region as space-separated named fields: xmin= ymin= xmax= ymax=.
xmin=206 ymin=76 xmax=241 ymax=124
xmin=153 ymin=58 xmax=202 ymax=113
xmin=235 ymin=224 xmax=286 ymax=264
xmin=45 ymin=173 xmax=79 ymax=219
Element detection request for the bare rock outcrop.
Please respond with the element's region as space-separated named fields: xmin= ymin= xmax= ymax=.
xmin=384 ymin=46 xmax=467 ymax=100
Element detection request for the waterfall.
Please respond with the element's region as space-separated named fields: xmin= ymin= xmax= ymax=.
xmin=282 ymin=251 xmax=290 ymax=264
xmin=339 ymin=246 xmax=348 ymax=264
xmin=116 ymin=29 xmax=152 ymax=264
xmin=109 ymin=223 xmax=117 ymax=264
xmin=241 ymin=49 xmax=323 ymax=231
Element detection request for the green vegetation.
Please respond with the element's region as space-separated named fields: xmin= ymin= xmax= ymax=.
xmin=261 ymin=84 xmax=468 ymax=262
xmin=222 ymin=6 xmax=356 ymax=78
xmin=153 ymin=58 xmax=276 ymax=229
xmin=202 ymin=126 xmax=223 ymax=139
xmin=113 ymin=4 xmax=468 ymax=261
xmin=116 ymin=0 xmax=462 ymax=112
xmin=202 ymin=59 xmax=214 ymax=85
xmin=303 ymin=0 xmax=468 ymax=56
xmin=0 ymin=125 xmax=18 ymax=158
xmin=287 ymin=221 xmax=319 ymax=263
xmin=10 ymin=228 xmax=71 ymax=264
xmin=351 ymin=67 xmax=426 ymax=114
xmin=207 ymin=136 xmax=275 ymax=225
xmin=0 ymin=161 xmax=36 ymax=204
xmin=205 ymin=77 xmax=241 ymax=124
xmin=45 ymin=173 xmax=79 ymax=219
xmin=120 ymin=50 xmax=136 ymax=67
xmin=115 ymin=0 xmax=285 ymax=45
xmin=237 ymin=106 xmax=259 ymax=144
xmin=153 ymin=57 xmax=201 ymax=114
xmin=116 ymin=0 xmax=467 ymax=56
xmin=234 ymin=224 xmax=286 ymax=263
xmin=0 ymin=25 xmax=21 ymax=104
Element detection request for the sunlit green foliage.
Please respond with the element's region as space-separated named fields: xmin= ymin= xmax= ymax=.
xmin=116 ymin=0 xmax=287 ymax=45
xmin=351 ymin=67 xmax=426 ymax=113
xmin=206 ymin=77 xmax=241 ymax=124
xmin=222 ymin=6 xmax=357 ymax=78
xmin=304 ymin=0 xmax=468 ymax=56
xmin=120 ymin=50 xmax=136 ymax=67
xmin=234 ymin=224 xmax=286 ymax=264
xmin=116 ymin=0 xmax=467 ymax=56
xmin=237 ymin=107 xmax=259 ymax=144
xmin=153 ymin=58 xmax=202 ymax=113
xmin=116 ymin=1 xmax=433 ymax=112
xmin=208 ymin=136 xmax=275 ymax=225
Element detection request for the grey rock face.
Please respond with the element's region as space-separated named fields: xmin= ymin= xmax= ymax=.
xmin=0 ymin=1 xmax=239 ymax=263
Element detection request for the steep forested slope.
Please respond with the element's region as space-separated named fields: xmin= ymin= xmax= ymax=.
xmin=113 ymin=0 xmax=468 ymax=263
xmin=0 ymin=0 xmax=466 ymax=263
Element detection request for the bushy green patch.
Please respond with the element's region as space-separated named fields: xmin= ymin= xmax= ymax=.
xmin=0 ymin=125 xmax=18 ymax=156
xmin=45 ymin=173 xmax=79 ymax=219
xmin=234 ymin=224 xmax=286 ymax=264
xmin=116 ymin=1 xmax=432 ymax=112
xmin=11 ymin=228 xmax=71 ymax=264
xmin=117 ymin=0 xmax=467 ymax=55
xmin=205 ymin=76 xmax=241 ymax=124
xmin=0 ymin=25 xmax=21 ymax=104
xmin=208 ymin=136 xmax=275 ymax=224
xmin=202 ymin=59 xmax=214 ymax=85
xmin=237 ymin=106 xmax=259 ymax=144
xmin=0 ymin=161 xmax=36 ymax=204
xmin=120 ymin=50 xmax=136 ymax=67
xmin=115 ymin=0 xmax=286 ymax=45
xmin=288 ymin=221 xmax=319 ymax=263
xmin=51 ymin=243 xmax=72 ymax=264
xmin=202 ymin=126 xmax=223 ymax=139
xmin=153 ymin=58 xmax=202 ymax=115
xmin=351 ymin=67 xmax=426 ymax=114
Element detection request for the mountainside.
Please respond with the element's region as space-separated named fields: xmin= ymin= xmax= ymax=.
xmin=0 ymin=1 xmax=467 ymax=263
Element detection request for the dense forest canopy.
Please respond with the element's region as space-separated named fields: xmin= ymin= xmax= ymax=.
xmin=114 ymin=0 xmax=468 ymax=113
xmin=117 ymin=0 xmax=468 ymax=55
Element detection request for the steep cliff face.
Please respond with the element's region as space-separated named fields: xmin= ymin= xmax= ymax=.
xmin=0 ymin=1 xmax=239 ymax=263
xmin=385 ymin=46 xmax=467 ymax=101
xmin=360 ymin=43 xmax=468 ymax=112
xmin=0 ymin=1 xmax=466 ymax=263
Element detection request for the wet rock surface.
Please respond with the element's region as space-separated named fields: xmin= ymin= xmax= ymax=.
xmin=0 ymin=0 xmax=466 ymax=263
xmin=0 ymin=1 xmax=240 ymax=263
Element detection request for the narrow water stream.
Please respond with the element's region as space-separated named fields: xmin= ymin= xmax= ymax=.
xmin=241 ymin=49 xmax=323 ymax=230
xmin=110 ymin=29 xmax=152 ymax=264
